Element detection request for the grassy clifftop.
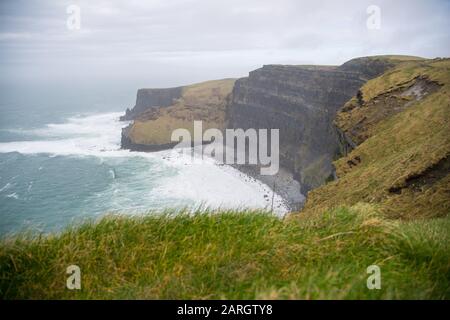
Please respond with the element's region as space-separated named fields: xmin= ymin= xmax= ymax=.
xmin=303 ymin=58 xmax=450 ymax=219
xmin=127 ymin=79 xmax=235 ymax=145
xmin=1 ymin=206 xmax=448 ymax=299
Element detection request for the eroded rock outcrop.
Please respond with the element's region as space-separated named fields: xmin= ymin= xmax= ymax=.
xmin=336 ymin=75 xmax=442 ymax=145
xmin=120 ymin=87 xmax=183 ymax=121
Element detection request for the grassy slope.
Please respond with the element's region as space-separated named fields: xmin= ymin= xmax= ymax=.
xmin=128 ymin=79 xmax=235 ymax=145
xmin=1 ymin=206 xmax=449 ymax=299
xmin=303 ymin=58 xmax=450 ymax=219
xmin=367 ymin=55 xmax=425 ymax=61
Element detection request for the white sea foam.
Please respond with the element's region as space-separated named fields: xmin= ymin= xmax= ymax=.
xmin=0 ymin=182 xmax=12 ymax=193
xmin=0 ymin=112 xmax=289 ymax=215
xmin=6 ymin=192 xmax=19 ymax=199
xmin=0 ymin=112 xmax=129 ymax=157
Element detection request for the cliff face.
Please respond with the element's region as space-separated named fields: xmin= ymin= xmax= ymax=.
xmin=226 ymin=59 xmax=394 ymax=193
xmin=120 ymin=87 xmax=183 ymax=121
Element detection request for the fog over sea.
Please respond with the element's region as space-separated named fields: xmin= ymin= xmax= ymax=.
xmin=0 ymin=88 xmax=287 ymax=235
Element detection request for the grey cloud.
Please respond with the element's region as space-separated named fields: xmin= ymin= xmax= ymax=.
xmin=0 ymin=0 xmax=449 ymax=88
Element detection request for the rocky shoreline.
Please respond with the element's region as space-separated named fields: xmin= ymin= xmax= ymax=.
xmin=231 ymin=164 xmax=306 ymax=212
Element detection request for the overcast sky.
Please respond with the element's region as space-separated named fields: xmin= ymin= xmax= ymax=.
xmin=0 ymin=0 xmax=449 ymax=92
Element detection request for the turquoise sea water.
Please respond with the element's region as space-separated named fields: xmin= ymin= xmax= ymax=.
xmin=0 ymin=99 xmax=288 ymax=235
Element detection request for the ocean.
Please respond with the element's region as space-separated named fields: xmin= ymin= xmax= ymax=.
xmin=0 ymin=98 xmax=288 ymax=235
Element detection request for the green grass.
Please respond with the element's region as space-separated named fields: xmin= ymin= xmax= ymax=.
xmin=1 ymin=205 xmax=448 ymax=299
